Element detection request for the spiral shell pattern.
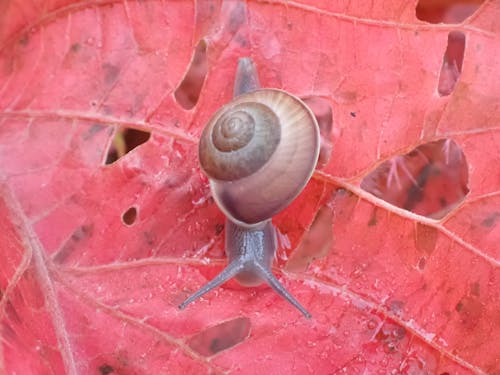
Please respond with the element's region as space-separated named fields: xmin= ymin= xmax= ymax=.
xmin=199 ymin=89 xmax=320 ymax=225
xmin=200 ymin=102 xmax=280 ymax=181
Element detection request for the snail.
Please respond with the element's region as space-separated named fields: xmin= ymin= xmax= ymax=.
xmin=178 ymin=58 xmax=319 ymax=318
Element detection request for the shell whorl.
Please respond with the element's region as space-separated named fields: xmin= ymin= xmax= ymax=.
xmin=200 ymin=101 xmax=280 ymax=181
xmin=199 ymin=88 xmax=320 ymax=225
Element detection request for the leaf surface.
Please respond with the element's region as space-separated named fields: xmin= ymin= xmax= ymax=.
xmin=0 ymin=1 xmax=499 ymax=374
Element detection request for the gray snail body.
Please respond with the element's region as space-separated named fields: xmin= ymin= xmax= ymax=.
xmin=178 ymin=58 xmax=319 ymax=318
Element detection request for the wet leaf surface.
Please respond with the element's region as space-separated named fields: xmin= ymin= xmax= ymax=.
xmin=0 ymin=1 xmax=499 ymax=374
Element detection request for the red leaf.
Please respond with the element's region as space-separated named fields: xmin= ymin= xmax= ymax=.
xmin=0 ymin=1 xmax=499 ymax=374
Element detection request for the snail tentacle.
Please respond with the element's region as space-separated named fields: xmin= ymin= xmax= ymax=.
xmin=252 ymin=262 xmax=312 ymax=319
xmin=178 ymin=260 xmax=245 ymax=310
xmin=233 ymin=57 xmax=261 ymax=96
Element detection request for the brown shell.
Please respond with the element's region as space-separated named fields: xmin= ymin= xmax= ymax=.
xmin=199 ymin=88 xmax=320 ymax=225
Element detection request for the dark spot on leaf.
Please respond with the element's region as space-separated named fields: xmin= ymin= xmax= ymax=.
xmin=19 ymin=34 xmax=29 ymax=46
xmin=70 ymin=43 xmax=81 ymax=53
xmin=102 ymin=63 xmax=121 ymax=86
xmin=390 ymin=300 xmax=404 ymax=314
xmin=383 ymin=341 xmax=397 ymax=354
xmin=439 ymin=197 xmax=448 ymax=207
xmin=98 ymin=364 xmax=115 ymax=375
xmin=83 ymin=124 xmax=106 ymax=140
xmin=234 ymin=34 xmax=249 ymax=48
xmin=5 ymin=300 xmax=21 ymax=323
xmin=72 ymin=224 xmax=93 ymax=241
xmin=105 ymin=127 xmax=151 ymax=164
xmin=481 ymin=212 xmax=500 ymax=227
xmin=375 ymin=320 xmax=406 ymax=355
xmin=215 ymin=223 xmax=224 ymax=235
xmin=417 ymin=257 xmax=426 ymax=270
xmin=415 ymin=224 xmax=437 ymax=255
xmin=368 ymin=208 xmax=377 ymax=226
xmin=122 ymin=207 xmax=137 ymax=226
xmin=53 ymin=224 xmax=94 ymax=263
xmin=187 ymin=317 xmax=251 ymax=356
xmin=455 ymin=296 xmax=483 ymax=330
xmin=174 ymin=40 xmax=207 ymax=110
xmin=143 ymin=231 xmax=156 ymax=246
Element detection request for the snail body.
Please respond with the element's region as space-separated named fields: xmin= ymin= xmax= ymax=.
xmin=179 ymin=58 xmax=319 ymax=318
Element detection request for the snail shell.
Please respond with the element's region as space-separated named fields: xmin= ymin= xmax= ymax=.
xmin=199 ymin=88 xmax=320 ymax=226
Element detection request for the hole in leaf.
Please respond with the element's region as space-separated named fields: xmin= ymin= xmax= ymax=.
xmin=438 ymin=31 xmax=466 ymax=96
xmin=187 ymin=317 xmax=251 ymax=357
xmin=122 ymin=207 xmax=137 ymax=226
xmin=174 ymin=40 xmax=208 ymax=110
xmin=416 ymin=0 xmax=484 ymax=23
xmin=98 ymin=364 xmax=115 ymax=375
xmin=105 ymin=127 xmax=150 ymax=164
xmin=360 ymin=139 xmax=469 ymax=219
xmin=302 ymin=96 xmax=333 ymax=168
